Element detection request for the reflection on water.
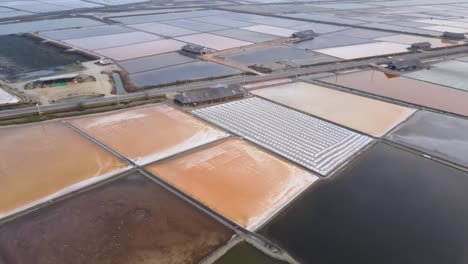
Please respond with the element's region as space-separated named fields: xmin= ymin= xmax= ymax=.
xmin=320 ymin=70 xmax=468 ymax=117
xmin=260 ymin=142 xmax=468 ymax=264
xmin=0 ymin=35 xmax=92 ymax=80
xmin=386 ymin=110 xmax=468 ymax=168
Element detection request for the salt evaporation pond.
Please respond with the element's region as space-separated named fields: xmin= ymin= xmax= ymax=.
xmin=260 ymin=142 xmax=468 ymax=264
xmin=0 ymin=173 xmax=233 ymax=264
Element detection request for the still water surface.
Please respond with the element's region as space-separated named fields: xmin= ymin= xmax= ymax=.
xmin=260 ymin=143 xmax=468 ymax=264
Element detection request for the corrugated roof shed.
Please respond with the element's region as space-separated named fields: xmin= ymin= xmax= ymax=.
xmin=175 ymin=85 xmax=247 ymax=105
xmin=181 ymin=44 xmax=211 ymax=54
xmin=408 ymin=42 xmax=432 ymax=50
xmin=292 ymin=30 xmax=318 ymax=39
xmin=291 ymin=30 xmax=318 ymax=43
xmin=37 ymin=74 xmax=79 ymax=82
xmin=388 ymin=58 xmax=425 ymax=71
xmin=442 ymin=32 xmax=466 ymax=40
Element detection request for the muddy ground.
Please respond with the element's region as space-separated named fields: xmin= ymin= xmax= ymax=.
xmin=0 ymin=173 xmax=233 ymax=264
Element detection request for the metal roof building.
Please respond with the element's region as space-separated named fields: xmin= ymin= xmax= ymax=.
xmin=37 ymin=74 xmax=79 ymax=82
xmin=291 ymin=30 xmax=318 ymax=43
xmin=441 ymin=32 xmax=466 ymax=40
xmin=175 ymin=85 xmax=247 ymax=106
xmin=181 ymin=44 xmax=213 ymax=55
xmin=407 ymin=42 xmax=432 ymax=51
xmin=387 ymin=58 xmax=426 ymax=72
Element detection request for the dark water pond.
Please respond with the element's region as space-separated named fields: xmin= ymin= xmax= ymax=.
xmin=130 ymin=61 xmax=240 ymax=87
xmin=260 ymin=142 xmax=468 ymax=264
xmin=0 ymin=35 xmax=92 ymax=79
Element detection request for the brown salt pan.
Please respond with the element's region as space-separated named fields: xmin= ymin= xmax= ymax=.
xmin=0 ymin=173 xmax=233 ymax=264
xmin=68 ymin=104 xmax=228 ymax=165
xmin=0 ymin=122 xmax=127 ymax=219
xmin=319 ymin=70 xmax=468 ymax=117
xmin=251 ymin=82 xmax=415 ymax=137
xmin=147 ymin=138 xmax=318 ymax=231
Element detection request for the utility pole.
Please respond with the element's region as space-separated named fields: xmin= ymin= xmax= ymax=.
xmin=36 ymin=103 xmax=42 ymax=116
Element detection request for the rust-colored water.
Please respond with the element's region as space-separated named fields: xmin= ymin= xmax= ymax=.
xmin=147 ymin=138 xmax=318 ymax=230
xmin=252 ymin=82 xmax=415 ymax=137
xmin=320 ymin=70 xmax=468 ymax=117
xmin=69 ymin=104 xmax=228 ymax=165
xmin=0 ymin=122 xmax=127 ymax=218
